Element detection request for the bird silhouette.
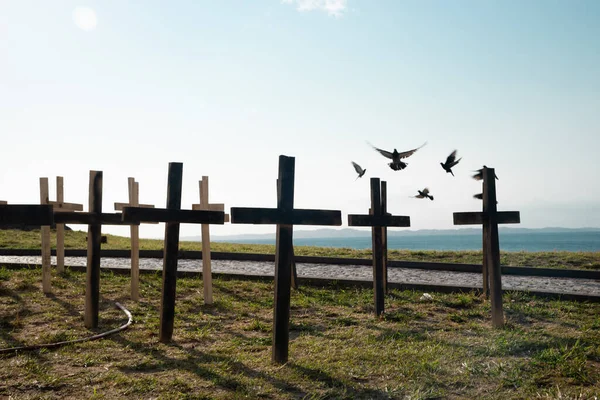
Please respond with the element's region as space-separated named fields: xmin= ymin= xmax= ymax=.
xmin=368 ymin=141 xmax=427 ymax=171
xmin=473 ymin=193 xmax=498 ymax=204
xmin=473 ymin=165 xmax=499 ymax=181
xmin=440 ymin=150 xmax=462 ymax=176
xmin=415 ymin=188 xmax=434 ymax=201
xmin=351 ymin=161 xmax=367 ymax=180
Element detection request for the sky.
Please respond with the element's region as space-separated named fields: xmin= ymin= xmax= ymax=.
xmin=1 ymin=0 xmax=599 ymax=239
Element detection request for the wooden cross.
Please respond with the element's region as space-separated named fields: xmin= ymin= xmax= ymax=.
xmin=122 ymin=163 xmax=226 ymax=343
xmin=114 ymin=177 xmax=156 ymax=301
xmin=191 ymin=176 xmax=230 ymax=305
xmin=453 ymin=166 xmax=520 ymax=328
xmin=53 ymin=171 xmax=137 ymax=328
xmin=41 ymin=176 xmax=84 ymax=273
xmin=230 ymin=155 xmax=342 ymax=364
xmin=348 ymin=178 xmax=410 ymax=316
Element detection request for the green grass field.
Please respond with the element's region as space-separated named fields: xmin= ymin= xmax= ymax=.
xmin=1 ymin=228 xmax=599 ymax=271
xmin=1 ymin=267 xmax=599 ymax=399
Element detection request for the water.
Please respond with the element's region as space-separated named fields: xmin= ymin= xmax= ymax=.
xmin=216 ymin=231 xmax=600 ymax=252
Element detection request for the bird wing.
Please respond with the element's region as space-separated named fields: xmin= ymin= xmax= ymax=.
xmin=449 ymin=157 xmax=462 ymax=168
xmin=445 ymin=150 xmax=457 ymax=165
xmin=397 ymin=141 xmax=427 ymax=159
xmin=415 ymin=194 xmax=425 ymax=198
xmin=367 ymin=142 xmax=394 ymax=159
xmin=351 ymin=161 xmax=364 ymax=174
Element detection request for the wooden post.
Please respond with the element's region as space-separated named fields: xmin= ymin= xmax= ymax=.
xmin=381 ymin=181 xmax=388 ymax=294
xmin=484 ymin=168 xmax=503 ymax=328
xmin=273 ymin=156 xmax=294 ymax=364
xmin=85 ymin=171 xmax=103 ymax=329
xmin=277 ymin=178 xmax=298 ymax=289
xmin=482 ymin=217 xmax=489 ymax=297
xmin=39 ymin=178 xmax=51 ymax=294
xmin=200 ymin=177 xmax=213 ymax=304
xmin=191 ymin=176 xmax=230 ymax=305
xmin=370 ymin=178 xmax=384 ymax=315
xmin=121 ymin=165 xmax=225 ymax=343
xmin=56 ymin=177 xmax=65 ymax=273
xmin=129 ymin=178 xmax=140 ymax=301
xmin=453 ymin=166 xmax=520 ymax=328
xmin=161 ymin=163 xmax=183 ymax=343
xmin=114 ymin=178 xmax=155 ymax=301
xmin=348 ymin=179 xmax=410 ymax=316
xmin=230 ymin=155 xmax=342 ymax=364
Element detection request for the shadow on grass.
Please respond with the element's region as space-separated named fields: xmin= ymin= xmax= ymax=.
xmin=109 ymin=334 xmax=305 ymax=396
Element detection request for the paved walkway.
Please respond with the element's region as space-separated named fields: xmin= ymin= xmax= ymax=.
xmin=1 ymin=255 xmax=598 ymax=297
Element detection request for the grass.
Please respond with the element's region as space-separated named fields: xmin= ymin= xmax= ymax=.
xmin=1 ymin=267 xmax=599 ymax=399
xmin=1 ymin=229 xmax=599 ymax=271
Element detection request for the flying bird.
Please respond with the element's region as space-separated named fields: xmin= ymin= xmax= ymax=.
xmin=351 ymin=161 xmax=367 ymax=180
xmin=473 ymin=165 xmax=499 ymax=181
xmin=414 ymin=188 xmax=434 ymax=201
xmin=440 ymin=150 xmax=462 ymax=176
xmin=368 ymin=141 xmax=427 ymax=171
xmin=473 ymin=193 xmax=498 ymax=204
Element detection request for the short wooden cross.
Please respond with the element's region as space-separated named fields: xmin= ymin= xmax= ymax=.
xmin=230 ymin=155 xmax=342 ymax=364
xmin=41 ymin=177 xmax=84 ymax=274
xmin=122 ymin=163 xmax=226 ymax=343
xmin=191 ymin=176 xmax=230 ymax=305
xmin=453 ymin=166 xmax=520 ymax=328
xmin=53 ymin=171 xmax=139 ymax=328
xmin=348 ymin=178 xmax=410 ymax=316
xmin=114 ymin=177 xmax=156 ymax=301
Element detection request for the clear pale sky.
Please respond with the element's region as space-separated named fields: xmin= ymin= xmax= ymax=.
xmin=1 ymin=1 xmax=599 ymax=238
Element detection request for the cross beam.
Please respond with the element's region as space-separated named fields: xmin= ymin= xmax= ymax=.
xmin=348 ymin=178 xmax=410 ymax=316
xmin=121 ymin=163 xmax=226 ymax=343
xmin=0 ymin=204 xmax=53 ymax=225
xmin=191 ymin=176 xmax=230 ymax=305
xmin=230 ymin=155 xmax=342 ymax=364
xmin=453 ymin=167 xmax=520 ymax=328
xmin=114 ymin=178 xmax=156 ymax=301
xmin=231 ymin=208 xmax=340 ymax=225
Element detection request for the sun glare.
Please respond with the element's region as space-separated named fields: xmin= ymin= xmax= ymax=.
xmin=72 ymin=7 xmax=97 ymax=31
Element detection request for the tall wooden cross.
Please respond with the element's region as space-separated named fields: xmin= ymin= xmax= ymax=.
xmin=54 ymin=171 xmax=137 ymax=328
xmin=453 ymin=166 xmax=520 ymax=328
xmin=114 ymin=177 xmax=156 ymax=301
xmin=122 ymin=163 xmax=225 ymax=343
xmin=41 ymin=177 xmax=84 ymax=273
xmin=348 ymin=178 xmax=410 ymax=316
xmin=191 ymin=176 xmax=230 ymax=305
xmin=230 ymin=155 xmax=342 ymax=364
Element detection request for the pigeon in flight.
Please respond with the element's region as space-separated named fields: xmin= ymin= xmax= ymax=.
xmin=368 ymin=141 xmax=427 ymax=171
xmin=414 ymin=188 xmax=434 ymax=201
xmin=473 ymin=165 xmax=499 ymax=181
xmin=440 ymin=150 xmax=462 ymax=176
xmin=473 ymin=193 xmax=498 ymax=204
xmin=351 ymin=161 xmax=367 ymax=180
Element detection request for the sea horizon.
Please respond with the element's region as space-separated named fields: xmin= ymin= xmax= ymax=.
xmin=211 ymin=230 xmax=600 ymax=252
